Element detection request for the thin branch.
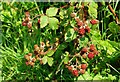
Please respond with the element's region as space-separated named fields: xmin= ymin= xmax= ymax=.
xmin=107 ymin=2 xmax=119 ymax=24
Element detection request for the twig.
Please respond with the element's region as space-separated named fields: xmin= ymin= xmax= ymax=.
xmin=107 ymin=2 xmax=119 ymax=24
xmin=106 ymin=63 xmax=120 ymax=75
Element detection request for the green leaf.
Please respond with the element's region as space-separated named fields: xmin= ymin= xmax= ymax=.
xmin=88 ymin=6 xmax=97 ymax=18
xmin=79 ymin=37 xmax=89 ymax=48
xmin=63 ymin=52 xmax=69 ymax=64
xmin=90 ymin=30 xmax=101 ymax=40
xmin=59 ymin=9 xmax=65 ymax=19
xmin=99 ymin=40 xmax=116 ymax=55
xmin=46 ymin=7 xmax=58 ymax=17
xmin=47 ymin=57 xmax=53 ymax=66
xmin=89 ymin=2 xmax=98 ymax=9
xmin=42 ymin=56 xmax=48 ymax=65
xmin=67 ymin=6 xmax=74 ymax=17
xmin=108 ymin=21 xmax=120 ymax=34
xmin=82 ymin=71 xmax=93 ymax=80
xmin=93 ymin=74 xmax=102 ymax=80
xmin=65 ymin=28 xmax=77 ymax=42
xmin=49 ymin=17 xmax=59 ymax=30
xmin=40 ymin=16 xmax=49 ymax=28
xmin=46 ymin=50 xmax=55 ymax=56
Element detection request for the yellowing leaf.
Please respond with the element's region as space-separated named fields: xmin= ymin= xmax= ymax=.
xmin=46 ymin=7 xmax=58 ymax=16
xmin=40 ymin=16 xmax=49 ymax=28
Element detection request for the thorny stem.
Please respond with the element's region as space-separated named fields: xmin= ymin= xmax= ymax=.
xmin=107 ymin=2 xmax=119 ymax=24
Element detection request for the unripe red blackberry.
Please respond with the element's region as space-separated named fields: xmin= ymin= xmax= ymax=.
xmin=29 ymin=62 xmax=34 ymax=66
xmin=25 ymin=17 xmax=30 ymax=22
xmin=88 ymin=52 xmax=94 ymax=59
xmin=22 ymin=21 xmax=27 ymax=26
xmin=90 ymin=19 xmax=99 ymax=25
xmin=27 ymin=22 xmax=32 ymax=29
xmin=77 ymin=21 xmax=83 ymax=27
xmin=80 ymin=69 xmax=85 ymax=74
xmin=25 ymin=11 xmax=30 ymax=17
xmin=68 ymin=66 xmax=73 ymax=71
xmin=90 ymin=44 xmax=95 ymax=52
xmin=93 ymin=50 xmax=99 ymax=55
xmin=25 ymin=61 xmax=29 ymax=66
xmin=72 ymin=69 xmax=79 ymax=77
xmin=79 ymin=28 xmax=85 ymax=35
xmin=85 ymin=26 xmax=90 ymax=33
xmin=82 ymin=53 xmax=87 ymax=59
xmin=81 ymin=47 xmax=88 ymax=53
xmin=32 ymin=58 xmax=36 ymax=62
xmin=38 ymin=19 xmax=40 ymax=24
xmin=24 ymin=55 xmax=30 ymax=61
xmin=81 ymin=64 xmax=87 ymax=69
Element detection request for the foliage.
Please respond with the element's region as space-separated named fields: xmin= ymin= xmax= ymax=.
xmin=1 ymin=1 xmax=120 ymax=81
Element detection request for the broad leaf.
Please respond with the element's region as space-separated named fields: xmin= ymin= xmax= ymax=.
xmin=99 ymin=40 xmax=116 ymax=55
xmin=40 ymin=16 xmax=49 ymax=28
xmin=47 ymin=57 xmax=53 ymax=66
xmin=42 ymin=56 xmax=48 ymax=65
xmin=49 ymin=17 xmax=59 ymax=30
xmin=65 ymin=28 xmax=77 ymax=42
xmin=88 ymin=6 xmax=97 ymax=18
xmin=108 ymin=21 xmax=120 ymax=34
xmin=47 ymin=50 xmax=55 ymax=56
xmin=46 ymin=7 xmax=58 ymax=17
xmin=93 ymin=74 xmax=102 ymax=80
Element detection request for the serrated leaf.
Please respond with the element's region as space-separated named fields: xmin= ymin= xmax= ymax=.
xmin=47 ymin=57 xmax=53 ymax=66
xmin=93 ymin=74 xmax=102 ymax=80
xmin=49 ymin=17 xmax=59 ymax=30
xmin=65 ymin=28 xmax=77 ymax=42
xmin=46 ymin=7 xmax=58 ymax=16
xmin=82 ymin=71 xmax=93 ymax=80
xmin=90 ymin=30 xmax=101 ymax=40
xmin=88 ymin=6 xmax=97 ymax=18
xmin=89 ymin=2 xmax=98 ymax=9
xmin=99 ymin=40 xmax=116 ymax=55
xmin=42 ymin=56 xmax=48 ymax=65
xmin=40 ymin=16 xmax=49 ymax=28
xmin=108 ymin=21 xmax=120 ymax=34
xmin=47 ymin=50 xmax=55 ymax=56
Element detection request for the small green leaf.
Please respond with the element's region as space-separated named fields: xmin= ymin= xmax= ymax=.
xmin=89 ymin=2 xmax=98 ymax=9
xmin=90 ymin=30 xmax=101 ymax=40
xmin=99 ymin=40 xmax=116 ymax=55
xmin=49 ymin=17 xmax=59 ymax=30
xmin=88 ymin=6 xmax=97 ymax=18
xmin=65 ymin=28 xmax=77 ymax=42
xmin=42 ymin=56 xmax=48 ymax=65
xmin=82 ymin=71 xmax=93 ymax=80
xmin=63 ymin=52 xmax=69 ymax=64
xmin=93 ymin=74 xmax=102 ymax=80
xmin=47 ymin=57 xmax=53 ymax=66
xmin=108 ymin=21 xmax=120 ymax=34
xmin=67 ymin=6 xmax=74 ymax=17
xmin=47 ymin=50 xmax=55 ymax=56
xmin=46 ymin=7 xmax=58 ymax=16
xmin=40 ymin=16 xmax=49 ymax=28
xmin=59 ymin=9 xmax=65 ymax=19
